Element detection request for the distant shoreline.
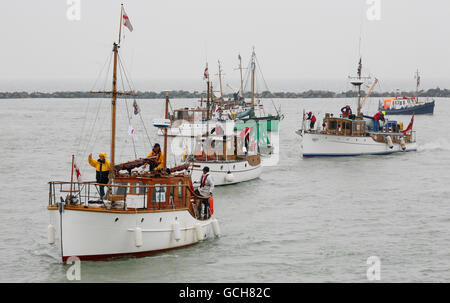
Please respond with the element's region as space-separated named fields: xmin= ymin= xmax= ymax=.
xmin=0 ymin=87 xmax=449 ymax=99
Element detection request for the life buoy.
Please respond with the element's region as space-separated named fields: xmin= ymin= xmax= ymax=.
xmin=209 ymin=196 xmax=214 ymax=215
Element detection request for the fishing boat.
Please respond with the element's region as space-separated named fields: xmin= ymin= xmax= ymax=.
xmin=297 ymin=58 xmax=417 ymax=157
xmin=379 ymin=70 xmax=435 ymax=115
xmin=47 ymin=5 xmax=220 ymax=262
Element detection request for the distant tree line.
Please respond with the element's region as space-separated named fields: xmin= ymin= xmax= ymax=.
xmin=1 ymin=87 xmax=449 ymax=99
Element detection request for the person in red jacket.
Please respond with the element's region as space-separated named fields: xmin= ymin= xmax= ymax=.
xmin=341 ymin=105 xmax=352 ymax=118
xmin=306 ymin=112 xmax=317 ymax=130
xmin=373 ymin=111 xmax=385 ymax=132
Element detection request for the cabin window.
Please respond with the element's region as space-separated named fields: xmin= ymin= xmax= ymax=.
xmin=178 ymin=181 xmax=183 ymax=200
xmin=152 ymin=184 xmax=167 ymax=203
xmin=115 ymin=183 xmax=128 ymax=195
xmin=170 ymin=186 xmax=175 ymax=205
xmin=130 ymin=182 xmax=146 ymax=194
xmin=328 ymin=120 xmax=337 ymax=130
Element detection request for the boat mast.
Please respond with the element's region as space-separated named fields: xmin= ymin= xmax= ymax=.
xmin=239 ymin=54 xmax=244 ymax=99
xmin=217 ymin=60 xmax=223 ymax=99
xmin=110 ymin=6 xmax=123 ymax=179
xmin=164 ymin=92 xmax=169 ymax=171
xmin=415 ymin=69 xmax=420 ymax=101
xmin=356 ymin=57 xmax=362 ymax=116
xmin=206 ymin=63 xmax=211 ymax=121
xmin=250 ymin=48 xmax=256 ymax=115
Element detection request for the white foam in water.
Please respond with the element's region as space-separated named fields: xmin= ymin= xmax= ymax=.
xmin=418 ymin=139 xmax=450 ymax=152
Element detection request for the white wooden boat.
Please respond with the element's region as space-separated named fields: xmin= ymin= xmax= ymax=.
xmin=47 ymin=5 xmax=220 ymax=262
xmin=297 ymin=58 xmax=417 ymax=157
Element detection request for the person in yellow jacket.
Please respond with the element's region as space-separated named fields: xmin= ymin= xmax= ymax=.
xmin=88 ymin=152 xmax=111 ymax=199
xmin=146 ymin=143 xmax=164 ymax=171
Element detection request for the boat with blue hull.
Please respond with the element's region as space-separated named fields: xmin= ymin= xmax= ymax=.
xmin=380 ymin=97 xmax=435 ymax=115
xmin=379 ymin=70 xmax=435 ymax=115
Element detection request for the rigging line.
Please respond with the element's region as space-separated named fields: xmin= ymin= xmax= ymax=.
xmin=118 ymin=58 xmax=138 ymax=160
xmin=255 ymin=55 xmax=280 ymax=115
xmin=75 ymin=51 xmax=113 ymax=159
xmin=117 ymin=54 xmax=152 ymax=152
xmin=78 ymin=50 xmax=114 ymax=166
xmin=102 ymin=52 xmax=114 ymax=92
xmin=80 ymin=101 xmax=110 ymax=175
xmin=79 ymin=97 xmax=108 ymax=166
xmin=242 ymin=56 xmax=252 ymax=94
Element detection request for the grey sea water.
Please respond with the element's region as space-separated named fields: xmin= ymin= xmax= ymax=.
xmin=0 ymin=97 xmax=449 ymax=282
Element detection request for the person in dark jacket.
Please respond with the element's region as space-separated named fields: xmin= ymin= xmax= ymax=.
xmin=88 ymin=152 xmax=111 ymax=200
xmin=341 ymin=105 xmax=352 ymax=118
xmin=306 ymin=112 xmax=317 ymax=130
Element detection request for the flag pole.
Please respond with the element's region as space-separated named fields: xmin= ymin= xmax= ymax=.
xmin=70 ymin=155 xmax=75 ymax=198
xmin=118 ymin=4 xmax=124 ymax=45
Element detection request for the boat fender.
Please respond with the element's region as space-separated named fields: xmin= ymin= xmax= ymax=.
xmin=400 ymin=137 xmax=406 ymax=151
xmin=225 ymin=171 xmax=234 ymax=183
xmin=209 ymin=196 xmax=214 ymax=215
xmin=47 ymin=224 xmax=55 ymax=245
xmin=212 ymin=218 xmax=221 ymax=237
xmin=385 ymin=136 xmax=394 ymax=149
xmin=135 ymin=227 xmax=143 ymax=247
xmin=172 ymin=222 xmax=181 ymax=242
xmin=194 ymin=223 xmax=204 ymax=241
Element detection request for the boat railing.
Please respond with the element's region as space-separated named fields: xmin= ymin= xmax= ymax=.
xmin=48 ymin=181 xmax=205 ymax=212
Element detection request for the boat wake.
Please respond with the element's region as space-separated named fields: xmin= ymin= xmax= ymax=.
xmin=418 ymin=139 xmax=450 ymax=153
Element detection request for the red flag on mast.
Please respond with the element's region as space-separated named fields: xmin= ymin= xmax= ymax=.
xmin=73 ymin=161 xmax=82 ymax=181
xmin=401 ymin=113 xmax=415 ymax=134
xmin=203 ymin=66 xmax=209 ymax=80
xmin=122 ymin=8 xmax=133 ymax=32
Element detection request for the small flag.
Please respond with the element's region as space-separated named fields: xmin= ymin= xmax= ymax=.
xmin=203 ymin=65 xmax=209 ymax=80
xmin=74 ymin=161 xmax=82 ymax=181
xmin=133 ymin=99 xmax=140 ymax=115
xmin=128 ymin=125 xmax=138 ymax=140
xmin=122 ymin=8 xmax=133 ymax=32
xmin=239 ymin=127 xmax=253 ymax=140
xmin=402 ymin=113 xmax=414 ymax=134
xmin=238 ymin=54 xmax=241 ymax=60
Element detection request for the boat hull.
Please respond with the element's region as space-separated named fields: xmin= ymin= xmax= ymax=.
xmin=49 ymin=208 xmax=214 ymax=261
xmin=190 ymin=160 xmax=262 ymax=186
xmin=301 ymin=133 xmax=417 ymax=157
xmin=381 ymin=100 xmax=435 ymax=115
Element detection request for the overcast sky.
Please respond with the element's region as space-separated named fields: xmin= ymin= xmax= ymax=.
xmin=1 ymin=0 xmax=449 ymax=92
